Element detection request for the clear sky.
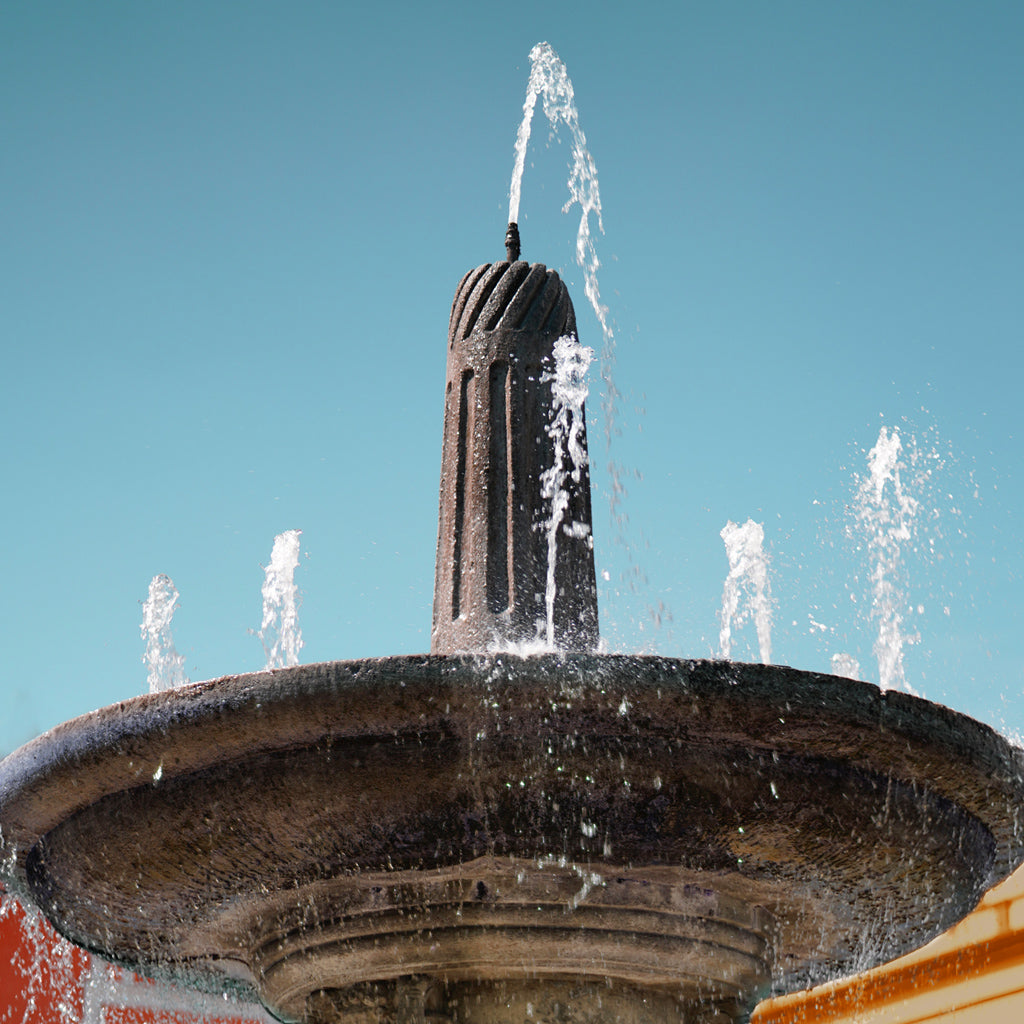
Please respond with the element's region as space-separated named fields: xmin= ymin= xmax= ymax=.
xmin=2 ymin=1 xmax=1021 ymax=755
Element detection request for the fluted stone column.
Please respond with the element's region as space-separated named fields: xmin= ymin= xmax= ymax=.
xmin=432 ymin=258 xmax=599 ymax=653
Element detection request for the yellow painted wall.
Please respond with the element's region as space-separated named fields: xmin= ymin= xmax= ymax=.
xmin=753 ymin=867 xmax=1024 ymax=1023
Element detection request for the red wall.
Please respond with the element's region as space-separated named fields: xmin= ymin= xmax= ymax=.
xmin=0 ymin=890 xmax=259 ymax=1024
xmin=1 ymin=893 xmax=86 ymax=1023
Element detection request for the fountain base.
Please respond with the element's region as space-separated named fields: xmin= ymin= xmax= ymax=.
xmin=2 ymin=655 xmax=1022 ymax=1023
xmin=307 ymin=978 xmax=739 ymax=1023
xmin=256 ymin=857 xmax=772 ymax=1021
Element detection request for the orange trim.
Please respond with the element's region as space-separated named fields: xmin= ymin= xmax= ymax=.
xmin=756 ymin=929 xmax=1024 ymax=1022
xmin=889 ymin=981 xmax=1024 ymax=1024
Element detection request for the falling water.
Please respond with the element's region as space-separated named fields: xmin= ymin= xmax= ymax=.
xmin=719 ymin=519 xmax=773 ymax=664
xmin=140 ymin=574 xmax=189 ymax=693
xmin=539 ymin=334 xmax=594 ymax=647
xmin=854 ymin=426 xmax=920 ymax=692
xmin=508 ymin=42 xmax=653 ymax=643
xmin=257 ymin=530 xmax=304 ymax=670
xmin=83 ymin=960 xmax=273 ymax=1024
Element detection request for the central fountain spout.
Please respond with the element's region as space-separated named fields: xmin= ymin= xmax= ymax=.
xmin=432 ymin=229 xmax=598 ymax=653
xmin=504 ymin=221 xmax=520 ymax=262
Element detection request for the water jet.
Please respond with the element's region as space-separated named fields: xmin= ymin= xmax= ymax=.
xmin=1 ymin=228 xmax=1023 ymax=1024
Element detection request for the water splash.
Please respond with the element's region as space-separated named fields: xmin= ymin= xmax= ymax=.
xmin=830 ymin=652 xmax=861 ymax=680
xmin=257 ymin=530 xmax=304 ymax=670
xmin=539 ymin=334 xmax=594 ymax=647
xmin=140 ymin=574 xmax=189 ymax=693
xmin=83 ymin=960 xmax=275 ymax=1023
xmin=854 ymin=426 xmax=921 ymax=692
xmin=719 ymin=519 xmax=772 ymax=664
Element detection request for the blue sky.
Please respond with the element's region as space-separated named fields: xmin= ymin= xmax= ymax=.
xmin=2 ymin=2 xmax=1021 ymax=754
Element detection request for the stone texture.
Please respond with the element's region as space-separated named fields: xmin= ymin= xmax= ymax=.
xmin=2 ymin=655 xmax=1022 ymax=1022
xmin=432 ymin=261 xmax=598 ymax=653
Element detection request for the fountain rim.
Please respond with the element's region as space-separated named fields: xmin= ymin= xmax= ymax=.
xmin=3 ymin=651 xmax=1024 ymax=1019
xmin=2 ymin=651 xmax=1022 ymax=887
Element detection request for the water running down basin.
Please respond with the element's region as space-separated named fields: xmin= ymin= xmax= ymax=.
xmin=1 ymin=654 xmax=1021 ymax=1022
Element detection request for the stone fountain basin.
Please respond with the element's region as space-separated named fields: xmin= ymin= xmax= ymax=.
xmin=1 ymin=654 xmax=1022 ymax=1022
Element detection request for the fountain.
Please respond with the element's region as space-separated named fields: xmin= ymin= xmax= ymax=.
xmin=1 ymin=221 xmax=1023 ymax=1024
xmin=3 ymin=42 xmax=1024 ymax=1020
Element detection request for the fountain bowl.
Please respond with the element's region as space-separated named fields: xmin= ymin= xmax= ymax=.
xmin=1 ymin=654 xmax=1022 ymax=1022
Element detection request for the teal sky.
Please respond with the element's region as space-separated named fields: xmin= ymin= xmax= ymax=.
xmin=2 ymin=2 xmax=1022 ymax=754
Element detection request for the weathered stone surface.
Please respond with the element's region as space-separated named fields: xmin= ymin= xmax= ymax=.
xmin=2 ymin=655 xmax=1022 ymax=1022
xmin=432 ymin=261 xmax=598 ymax=653
xmin=306 ymin=978 xmax=733 ymax=1024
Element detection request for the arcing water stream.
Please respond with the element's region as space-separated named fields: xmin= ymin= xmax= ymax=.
xmin=507 ymin=43 xmax=969 ymax=696
xmin=509 ymin=43 xmax=611 ymax=436
xmin=509 ymin=42 xmax=661 ymax=646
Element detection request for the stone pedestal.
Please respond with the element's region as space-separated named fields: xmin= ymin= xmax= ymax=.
xmin=307 ymin=979 xmax=740 ymax=1023
xmin=432 ymin=260 xmax=598 ymax=653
